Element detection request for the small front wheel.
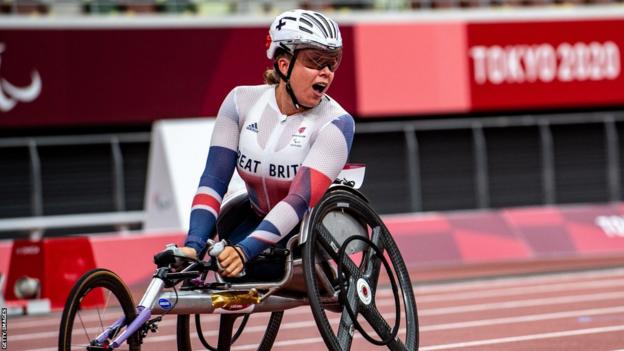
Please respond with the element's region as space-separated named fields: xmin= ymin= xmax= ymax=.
xmin=59 ymin=268 xmax=139 ymax=351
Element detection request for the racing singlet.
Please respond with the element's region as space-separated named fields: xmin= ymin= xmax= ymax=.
xmin=185 ymin=84 xmax=355 ymax=260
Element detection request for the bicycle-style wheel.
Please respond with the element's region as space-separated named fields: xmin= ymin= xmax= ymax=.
xmin=176 ymin=311 xmax=283 ymax=351
xmin=302 ymin=187 xmax=419 ymax=351
xmin=59 ymin=268 xmax=139 ymax=351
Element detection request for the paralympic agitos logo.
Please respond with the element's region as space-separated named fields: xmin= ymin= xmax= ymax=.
xmin=0 ymin=43 xmax=42 ymax=113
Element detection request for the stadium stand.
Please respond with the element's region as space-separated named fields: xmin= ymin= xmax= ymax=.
xmin=0 ymin=0 xmax=623 ymax=15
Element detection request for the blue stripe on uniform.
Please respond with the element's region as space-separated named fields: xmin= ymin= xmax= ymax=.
xmin=256 ymin=219 xmax=280 ymax=235
xmin=237 ymin=219 xmax=281 ymax=259
xmin=237 ymin=236 xmax=266 ymax=261
xmin=186 ymin=210 xmax=217 ymax=253
xmin=198 ymin=146 xmax=238 ymax=194
xmin=331 ymin=114 xmax=355 ymax=153
xmin=186 ymin=145 xmax=237 ymax=253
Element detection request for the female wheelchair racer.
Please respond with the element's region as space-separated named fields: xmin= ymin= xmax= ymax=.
xmin=58 ymin=166 xmax=419 ymax=351
xmin=60 ymin=9 xmax=418 ymax=351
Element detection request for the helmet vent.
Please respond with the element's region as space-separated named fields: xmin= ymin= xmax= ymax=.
xmin=313 ymin=12 xmax=335 ymax=39
xmin=299 ymin=17 xmax=314 ymax=29
xmin=298 ymin=26 xmax=314 ymax=35
xmin=301 ymin=12 xmax=330 ymax=39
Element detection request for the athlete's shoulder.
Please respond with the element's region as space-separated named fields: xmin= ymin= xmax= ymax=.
xmin=229 ymin=84 xmax=274 ymax=118
xmin=231 ymin=84 xmax=272 ymax=97
xmin=311 ymin=95 xmax=353 ymax=127
xmin=316 ymin=94 xmax=351 ymax=120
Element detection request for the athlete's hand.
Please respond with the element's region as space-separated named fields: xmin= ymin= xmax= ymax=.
xmin=154 ymin=245 xmax=197 ymax=270
xmin=178 ymin=246 xmax=197 ymax=260
xmin=218 ymin=246 xmax=246 ymax=277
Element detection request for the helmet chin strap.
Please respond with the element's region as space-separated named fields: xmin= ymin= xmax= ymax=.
xmin=274 ymin=50 xmax=314 ymax=111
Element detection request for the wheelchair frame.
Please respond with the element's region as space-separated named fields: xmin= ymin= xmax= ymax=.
xmin=58 ymin=182 xmax=419 ymax=351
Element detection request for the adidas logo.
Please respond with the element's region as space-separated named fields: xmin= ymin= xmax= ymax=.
xmin=246 ymin=122 xmax=259 ymax=133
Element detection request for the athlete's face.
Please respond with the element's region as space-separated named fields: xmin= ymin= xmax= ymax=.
xmin=279 ymin=49 xmax=339 ymax=108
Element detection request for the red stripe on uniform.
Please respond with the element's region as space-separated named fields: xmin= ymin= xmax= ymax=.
xmin=192 ymin=193 xmax=221 ymax=213
xmin=309 ymin=168 xmax=332 ymax=207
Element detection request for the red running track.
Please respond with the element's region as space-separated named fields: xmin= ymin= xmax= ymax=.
xmin=6 ymin=258 xmax=624 ymax=351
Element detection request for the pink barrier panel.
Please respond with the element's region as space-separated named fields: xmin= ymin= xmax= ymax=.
xmin=90 ymin=231 xmax=185 ymax=287
xmin=3 ymin=202 xmax=624 ymax=291
xmin=353 ymin=22 xmax=470 ymax=116
xmin=0 ymin=241 xmax=12 ymax=277
xmin=386 ymin=202 xmax=624 ymax=266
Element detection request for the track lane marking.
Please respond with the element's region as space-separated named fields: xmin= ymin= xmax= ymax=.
xmin=414 ymin=268 xmax=624 ymax=294
xmin=12 ymin=288 xmax=624 ymax=338
xmin=419 ymin=324 xmax=624 ymax=350
xmin=14 ymin=304 xmax=624 ymax=347
xmin=11 ymin=268 xmax=624 ymax=330
xmin=408 ymin=278 xmax=624 ymax=303
xmin=420 ymin=291 xmax=624 ymax=316
xmin=420 ymin=305 xmax=624 ymax=331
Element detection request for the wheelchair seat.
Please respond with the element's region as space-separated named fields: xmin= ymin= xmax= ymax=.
xmin=216 ymin=190 xmax=297 ymax=284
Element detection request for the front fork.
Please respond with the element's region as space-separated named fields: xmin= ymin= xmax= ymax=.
xmin=102 ymin=273 xmax=167 ymax=349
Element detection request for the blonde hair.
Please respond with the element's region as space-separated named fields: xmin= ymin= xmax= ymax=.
xmin=263 ymin=49 xmax=290 ymax=85
xmin=263 ymin=68 xmax=281 ymax=85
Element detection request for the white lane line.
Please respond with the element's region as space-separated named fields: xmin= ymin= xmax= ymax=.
xmin=379 ymin=277 xmax=624 ymax=303
xmin=16 ymin=302 xmax=624 ymax=348
xmin=11 ymin=289 xmax=624 ymax=342
xmin=11 ymin=268 xmax=624 ymax=330
xmin=16 ymin=304 xmax=624 ymax=342
xmin=419 ymin=324 xmax=624 ymax=350
xmin=420 ymin=291 xmax=624 ymax=316
xmin=22 ymin=322 xmax=624 ymax=351
xmin=421 ymin=305 xmax=624 ymax=331
xmin=414 ymin=267 xmax=624 ymax=294
xmin=232 ymin=336 xmax=324 ymax=350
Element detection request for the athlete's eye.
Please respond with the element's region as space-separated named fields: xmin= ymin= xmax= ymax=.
xmin=299 ymin=49 xmax=342 ymax=72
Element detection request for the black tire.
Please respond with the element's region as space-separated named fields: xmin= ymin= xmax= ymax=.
xmin=59 ymin=268 xmax=139 ymax=351
xmin=302 ymin=188 xmax=419 ymax=351
xmin=176 ymin=311 xmax=284 ymax=350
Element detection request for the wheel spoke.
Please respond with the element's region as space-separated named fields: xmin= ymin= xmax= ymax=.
xmin=361 ymin=304 xmax=406 ymax=351
xmin=77 ymin=311 xmax=91 ymax=344
xmin=97 ymin=289 xmax=112 ymax=333
xmin=317 ymin=224 xmax=361 ymax=278
xmin=363 ymin=226 xmax=386 ymax=289
xmin=336 ymin=283 xmax=359 ymax=350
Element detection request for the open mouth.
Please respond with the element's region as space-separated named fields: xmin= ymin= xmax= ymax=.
xmin=312 ymin=83 xmax=327 ymax=94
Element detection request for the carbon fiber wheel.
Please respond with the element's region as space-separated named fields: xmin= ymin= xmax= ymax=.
xmin=302 ymin=187 xmax=419 ymax=351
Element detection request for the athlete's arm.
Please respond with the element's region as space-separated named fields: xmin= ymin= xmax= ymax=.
xmin=237 ymin=114 xmax=355 ymax=260
xmin=184 ymin=88 xmax=241 ymax=255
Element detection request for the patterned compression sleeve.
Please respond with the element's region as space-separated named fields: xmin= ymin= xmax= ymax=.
xmin=185 ymin=89 xmax=240 ymax=254
xmin=237 ymin=114 xmax=355 ymax=260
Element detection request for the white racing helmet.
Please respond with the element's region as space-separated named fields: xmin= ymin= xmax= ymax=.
xmin=266 ymin=9 xmax=342 ymax=60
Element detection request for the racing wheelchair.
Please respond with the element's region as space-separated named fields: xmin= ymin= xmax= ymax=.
xmin=58 ymin=166 xmax=419 ymax=351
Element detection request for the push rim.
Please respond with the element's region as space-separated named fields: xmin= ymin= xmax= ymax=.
xmin=302 ymin=188 xmax=419 ymax=351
